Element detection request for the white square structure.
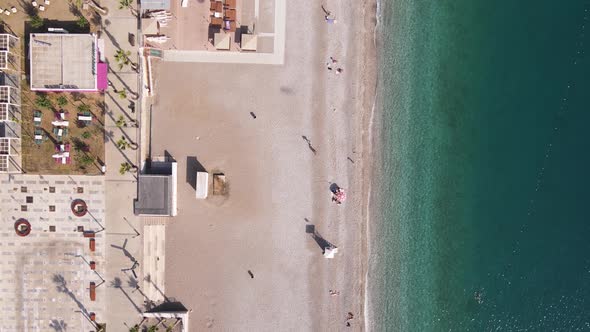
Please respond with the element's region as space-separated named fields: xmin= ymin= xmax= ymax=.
xmin=29 ymin=33 xmax=98 ymax=91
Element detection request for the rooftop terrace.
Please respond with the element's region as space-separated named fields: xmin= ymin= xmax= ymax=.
xmin=29 ymin=33 xmax=97 ymax=91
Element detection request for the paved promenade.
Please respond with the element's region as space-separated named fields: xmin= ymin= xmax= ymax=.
xmin=100 ymin=1 xmax=147 ymax=329
xmin=0 ymin=174 xmax=106 ymax=331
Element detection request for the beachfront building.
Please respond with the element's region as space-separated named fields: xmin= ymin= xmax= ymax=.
xmin=0 ymin=34 xmax=20 ymax=72
xmin=0 ymin=33 xmax=22 ymax=173
xmin=29 ymin=33 xmax=108 ymax=92
xmin=141 ymin=302 xmax=189 ymax=332
xmin=0 ymin=109 xmax=21 ymax=173
xmin=134 ymin=159 xmax=178 ymax=216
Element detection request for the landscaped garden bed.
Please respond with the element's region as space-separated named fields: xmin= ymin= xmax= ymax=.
xmin=20 ymin=85 xmax=105 ymax=174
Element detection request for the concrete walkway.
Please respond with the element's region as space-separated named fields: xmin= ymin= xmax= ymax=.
xmin=99 ymin=1 xmax=147 ymax=329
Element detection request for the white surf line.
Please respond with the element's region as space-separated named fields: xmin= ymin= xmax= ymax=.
xmin=163 ymin=0 xmax=286 ymax=65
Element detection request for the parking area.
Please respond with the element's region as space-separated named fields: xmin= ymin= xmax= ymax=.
xmin=0 ymin=174 xmax=106 ymax=331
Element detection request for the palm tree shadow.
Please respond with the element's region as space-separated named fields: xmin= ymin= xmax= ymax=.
xmin=110 ymin=238 xmax=137 ymax=263
xmin=144 ymin=273 xmax=170 ymax=303
xmin=49 ymin=319 xmax=67 ymax=332
xmin=52 ymin=274 xmax=89 ymax=317
xmin=111 ymin=276 xmax=142 ymax=313
xmin=127 ymin=276 xmax=156 ymax=311
xmin=305 ymin=225 xmax=336 ymax=253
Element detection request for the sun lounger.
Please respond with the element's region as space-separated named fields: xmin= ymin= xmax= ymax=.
xmin=211 ymin=17 xmax=223 ymax=26
xmin=51 ymin=120 xmax=69 ymax=126
xmin=211 ymin=1 xmax=223 ymax=14
xmin=223 ymin=20 xmax=236 ymax=32
xmin=54 ymin=110 xmax=67 ymax=120
xmin=224 ymin=0 xmax=236 ymax=9
xmin=224 ymin=9 xmax=236 ymax=21
xmin=34 ymin=128 xmax=44 ymax=144
xmin=33 ymin=110 xmax=42 ymax=125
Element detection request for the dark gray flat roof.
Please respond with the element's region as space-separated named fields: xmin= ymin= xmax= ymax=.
xmin=134 ymin=175 xmax=172 ymax=216
xmin=141 ymin=0 xmax=170 ymax=10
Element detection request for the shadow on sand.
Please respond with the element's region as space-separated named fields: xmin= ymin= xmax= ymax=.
xmin=306 ymin=225 xmax=336 ymax=253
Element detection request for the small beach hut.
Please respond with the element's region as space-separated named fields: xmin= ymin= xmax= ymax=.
xmin=241 ymin=34 xmax=258 ymax=51
xmin=213 ymin=33 xmax=230 ymax=50
xmin=196 ymin=171 xmax=209 ymax=199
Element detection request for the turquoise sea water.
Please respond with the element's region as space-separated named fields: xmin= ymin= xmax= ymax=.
xmin=369 ymin=0 xmax=590 ymax=330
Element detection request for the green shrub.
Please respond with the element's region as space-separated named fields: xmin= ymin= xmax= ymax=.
xmin=30 ymin=15 xmax=45 ymax=29
xmin=76 ymin=16 xmax=89 ymax=28
xmin=119 ymin=162 xmax=132 ymax=175
xmin=118 ymin=0 xmax=133 ymax=10
xmin=81 ymin=131 xmax=91 ymax=139
xmin=77 ymin=154 xmax=94 ymax=167
xmin=117 ymin=89 xmax=127 ymax=99
xmin=56 ymin=96 xmax=68 ymax=107
xmin=35 ymin=95 xmax=52 ymax=109
xmin=115 ymin=115 xmax=126 ymax=128
xmin=77 ymin=104 xmax=91 ymax=113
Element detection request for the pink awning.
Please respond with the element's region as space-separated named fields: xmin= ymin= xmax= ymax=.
xmin=97 ymin=62 xmax=108 ymax=90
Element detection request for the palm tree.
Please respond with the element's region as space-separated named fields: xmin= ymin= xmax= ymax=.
xmin=129 ymin=325 xmax=139 ymax=332
xmin=114 ymin=49 xmax=131 ymax=70
xmin=57 ymin=96 xmax=68 ymax=107
xmin=118 ymin=0 xmax=133 ymax=10
xmin=119 ymin=162 xmax=137 ymax=175
xmin=114 ymin=49 xmax=136 ymax=70
xmin=116 ymin=137 xmax=130 ymax=150
xmin=76 ymin=16 xmax=89 ymax=28
xmin=118 ymin=0 xmax=138 ymax=16
xmin=117 ymin=88 xmax=128 ymax=99
xmin=30 ymin=15 xmax=46 ymax=29
xmin=116 ymin=115 xmax=127 ymax=128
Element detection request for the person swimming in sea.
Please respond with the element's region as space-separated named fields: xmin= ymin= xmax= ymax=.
xmin=474 ymin=291 xmax=484 ymax=304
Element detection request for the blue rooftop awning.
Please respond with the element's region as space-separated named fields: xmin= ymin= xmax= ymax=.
xmin=141 ymin=0 xmax=170 ymax=10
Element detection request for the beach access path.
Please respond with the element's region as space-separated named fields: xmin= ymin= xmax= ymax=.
xmin=100 ymin=0 xmax=146 ymax=329
xmin=148 ymin=0 xmax=376 ymax=330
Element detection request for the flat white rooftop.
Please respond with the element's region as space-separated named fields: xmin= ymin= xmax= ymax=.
xmin=29 ymin=33 xmax=97 ymax=91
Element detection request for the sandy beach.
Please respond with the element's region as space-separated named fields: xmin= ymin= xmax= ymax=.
xmin=148 ymin=0 xmax=377 ymax=330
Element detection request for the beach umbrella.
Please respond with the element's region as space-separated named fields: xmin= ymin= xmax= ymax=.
xmin=334 ymin=189 xmax=346 ymax=203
